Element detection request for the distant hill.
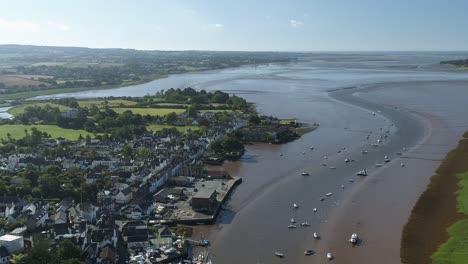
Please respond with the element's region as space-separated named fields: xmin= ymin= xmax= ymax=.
xmin=440 ymin=59 xmax=468 ymax=67
xmin=0 ymin=44 xmax=300 ymax=100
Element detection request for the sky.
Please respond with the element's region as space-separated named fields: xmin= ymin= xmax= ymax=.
xmin=0 ymin=0 xmax=467 ymax=51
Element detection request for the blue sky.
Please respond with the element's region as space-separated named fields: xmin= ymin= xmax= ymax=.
xmin=0 ymin=0 xmax=467 ymax=51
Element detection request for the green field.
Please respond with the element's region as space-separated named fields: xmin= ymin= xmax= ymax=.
xmin=8 ymin=103 xmax=70 ymax=116
xmin=112 ymin=107 xmax=185 ymax=116
xmin=280 ymin=119 xmax=295 ymax=124
xmin=431 ymin=171 xmax=468 ymax=264
xmin=457 ymin=171 xmax=468 ymax=214
xmin=0 ymin=124 xmax=94 ymax=141
xmin=78 ymin=99 xmax=137 ymax=108
xmin=432 ymin=219 xmax=468 ymax=264
xmin=200 ymin=109 xmax=233 ymax=113
xmin=147 ymin=125 xmax=199 ymax=132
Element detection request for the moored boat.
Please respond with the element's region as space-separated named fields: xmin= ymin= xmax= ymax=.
xmin=304 ymin=250 xmax=315 ymax=255
xmin=349 ymin=233 xmax=359 ymax=244
xmin=356 ymin=169 xmax=368 ymax=176
xmin=301 ymin=172 xmax=310 ymax=176
xmin=275 ymin=252 xmax=284 ymax=258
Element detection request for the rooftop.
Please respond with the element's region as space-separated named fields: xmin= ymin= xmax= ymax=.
xmin=193 ymin=188 xmax=216 ymax=199
xmin=0 ymin=234 xmax=22 ymax=242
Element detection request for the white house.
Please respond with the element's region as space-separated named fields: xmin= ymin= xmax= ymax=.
xmin=0 ymin=235 xmax=24 ymax=254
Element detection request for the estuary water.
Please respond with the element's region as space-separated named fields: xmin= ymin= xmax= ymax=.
xmin=32 ymin=52 xmax=468 ymax=263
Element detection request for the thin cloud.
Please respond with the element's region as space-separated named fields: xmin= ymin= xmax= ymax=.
xmin=202 ymin=23 xmax=224 ymax=31
xmin=290 ymin=19 xmax=304 ymax=28
xmin=47 ymin=21 xmax=71 ymax=31
xmin=0 ymin=18 xmax=42 ymax=33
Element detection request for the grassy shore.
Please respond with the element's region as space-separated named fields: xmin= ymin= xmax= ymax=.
xmin=401 ymin=132 xmax=468 ymax=264
xmin=0 ymin=74 xmax=166 ymax=100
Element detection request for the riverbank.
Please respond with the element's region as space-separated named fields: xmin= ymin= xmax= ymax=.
xmin=401 ymin=132 xmax=468 ymax=264
xmin=0 ymin=74 xmax=168 ymax=101
xmin=317 ymin=83 xmax=453 ymax=264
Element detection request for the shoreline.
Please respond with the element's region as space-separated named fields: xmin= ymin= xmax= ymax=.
xmin=401 ymin=132 xmax=468 ymax=263
xmin=316 ymin=84 xmax=453 ymax=264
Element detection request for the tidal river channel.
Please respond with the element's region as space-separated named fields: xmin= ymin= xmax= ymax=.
xmin=33 ymin=53 xmax=468 ymax=263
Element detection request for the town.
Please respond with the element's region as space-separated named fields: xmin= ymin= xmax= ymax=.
xmin=0 ymin=88 xmax=310 ymax=263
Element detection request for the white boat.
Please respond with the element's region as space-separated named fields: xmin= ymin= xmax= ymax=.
xmin=301 ymin=222 xmax=310 ymax=227
xmin=280 ymin=153 xmax=283 ymax=156
xmin=293 ymin=203 xmax=299 ymax=208
xmin=401 ymin=163 xmax=405 ymax=167
xmin=310 ymin=146 xmax=314 ymax=150
xmin=356 ymin=169 xmax=368 ymax=176
xmin=344 ymin=158 xmax=351 ymax=163
xmin=301 ymin=172 xmax=310 ymax=176
xmin=323 ymin=156 xmax=328 ymax=159
xmin=341 ymin=185 xmax=345 ymax=189
xmin=362 ymin=150 xmax=368 ymax=154
xmin=349 ymin=233 xmax=359 ymax=244
xmin=384 ymin=156 xmax=390 ymax=162
xmin=288 ymin=224 xmax=297 ymax=229
xmin=329 ymin=166 xmax=336 ymax=170
xmin=304 ymin=250 xmax=315 ymax=255
xmin=326 ymin=192 xmax=333 ymax=196
xmin=275 ymin=252 xmax=284 ymax=258
xmin=375 ymin=163 xmax=383 ymax=167
xmin=371 ymin=143 xmax=379 ymax=147
xmin=327 ymin=252 xmax=333 ymax=260
xmin=348 ymin=179 xmax=355 ymax=182
xmin=291 ymin=218 xmax=296 ymax=223
xmin=313 ymin=208 xmax=317 ymax=212
xmin=313 ymin=232 xmax=320 ymax=239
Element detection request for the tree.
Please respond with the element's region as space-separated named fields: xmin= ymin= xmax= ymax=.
xmin=123 ymin=145 xmax=133 ymax=158
xmin=187 ymin=105 xmax=198 ymax=118
xmin=57 ymin=240 xmax=81 ymax=261
xmin=212 ymin=91 xmax=229 ymax=103
xmin=22 ymin=235 xmax=57 ymax=264
xmin=249 ymin=114 xmax=261 ymax=125
xmin=11 ymin=254 xmax=28 ymax=264
xmin=221 ymin=136 xmax=244 ymax=153
xmin=85 ymin=134 xmax=92 ymax=145
xmin=165 ymin=112 xmax=178 ymax=124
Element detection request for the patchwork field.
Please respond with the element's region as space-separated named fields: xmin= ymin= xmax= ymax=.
xmin=0 ymin=75 xmax=48 ymax=87
xmin=78 ymin=99 xmax=138 ymax=108
xmin=8 ymin=103 xmax=70 ymax=116
xmin=0 ymin=124 xmax=94 ymax=141
xmin=111 ymin=107 xmax=185 ymax=116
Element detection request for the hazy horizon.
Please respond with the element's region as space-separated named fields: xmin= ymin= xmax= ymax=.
xmin=1 ymin=0 xmax=468 ymax=52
